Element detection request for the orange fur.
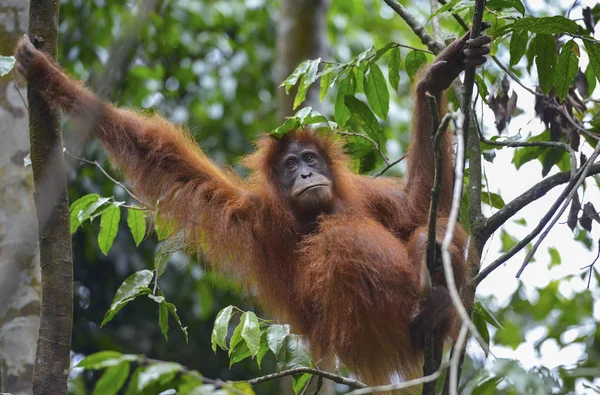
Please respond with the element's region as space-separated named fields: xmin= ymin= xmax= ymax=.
xmin=17 ymin=38 xmax=469 ymax=387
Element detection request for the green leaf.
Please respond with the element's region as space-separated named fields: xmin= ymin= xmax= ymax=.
xmin=266 ymin=324 xmax=290 ymax=356
xmin=319 ymin=64 xmax=334 ymax=101
xmin=101 ymin=270 xmax=153 ymax=327
xmin=512 ymin=16 xmax=584 ymax=35
xmin=487 ymin=0 xmax=525 ymax=15
xmin=474 ymin=74 xmax=489 ymax=103
xmin=240 ymin=311 xmax=261 ymax=357
xmin=127 ymin=208 xmax=146 ymax=246
xmin=534 ymin=34 xmax=557 ymax=94
xmin=92 ymin=362 xmax=130 ymax=395
xmin=154 ymin=234 xmax=183 ymax=278
xmin=388 ymin=47 xmax=401 ymax=91
xmin=405 ymin=51 xmax=427 ymax=82
xmin=150 ymin=290 xmax=188 ymax=343
xmin=473 ymin=301 xmax=503 ymax=329
xmin=0 ymin=56 xmax=16 ymax=77
xmin=229 ymin=339 xmax=252 ymax=367
xmin=272 ymin=117 xmax=301 ymax=137
xmin=229 ymin=320 xmax=244 ymax=356
xmin=78 ymin=197 xmax=110 ymax=224
xmin=294 ymin=58 xmax=321 ymax=110
xmin=500 ymin=229 xmax=518 ymax=252
xmin=334 ymin=73 xmax=356 ymax=125
xmin=256 ymin=332 xmax=270 ymax=368
xmin=481 ymin=192 xmax=506 ymax=209
xmin=77 ymin=351 xmax=138 ymax=369
xmin=495 ymin=320 xmax=523 ymax=350
xmin=555 ymin=40 xmax=580 ymax=101
xmin=158 ymin=296 xmax=169 ymax=341
xmin=281 ymin=60 xmax=311 ymax=94
xmin=371 ymin=42 xmax=395 ymax=63
xmin=584 ymin=61 xmax=597 ymax=96
xmin=154 ymin=212 xmax=175 ymax=241
xmin=344 ymin=96 xmax=382 ymax=139
xmin=69 ymin=194 xmax=100 ymax=233
xmin=211 ymin=305 xmax=234 ymax=352
xmin=365 ymin=63 xmax=389 ymax=119
xmin=137 ymin=362 xmax=182 ymax=392
xmin=283 ymin=334 xmax=311 ymax=369
xmin=509 ymin=30 xmax=529 ymax=66
xmin=548 ymin=246 xmax=561 ymax=268
xmin=292 ymin=373 xmax=313 ymax=394
xmin=472 ymin=305 xmax=490 ymax=355
xmin=98 ymin=204 xmax=121 ymax=255
xmin=427 ymin=0 xmax=464 ymax=21
xmin=583 ymin=39 xmax=600 ymax=85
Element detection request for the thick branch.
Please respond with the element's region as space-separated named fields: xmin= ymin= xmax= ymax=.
xmin=474 ymin=159 xmax=600 ymax=285
xmin=383 ymin=0 xmax=445 ymax=54
xmin=463 ymin=0 xmax=487 ymax=230
xmin=482 ymin=162 xmax=600 ymax=241
xmin=516 ymin=142 xmax=600 ymax=277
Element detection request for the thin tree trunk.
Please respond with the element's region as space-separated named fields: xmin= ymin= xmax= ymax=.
xmin=27 ymin=0 xmax=74 ymax=394
xmin=276 ymin=0 xmax=328 ymax=121
xmin=0 ymin=4 xmax=41 ymax=395
xmin=276 ymin=2 xmax=333 ymax=394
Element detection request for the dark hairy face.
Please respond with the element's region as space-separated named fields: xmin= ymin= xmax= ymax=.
xmin=277 ymin=140 xmax=334 ymax=214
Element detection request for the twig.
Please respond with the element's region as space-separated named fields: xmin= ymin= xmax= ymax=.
xmin=313 ymin=375 xmax=324 ymax=395
xmin=483 ymin=162 xmax=600 ymax=241
xmin=246 ymin=367 xmax=366 ymax=389
xmin=474 ymin=158 xmax=599 ymax=285
xmin=516 ymin=141 xmax=600 ymax=277
xmin=581 ymin=242 xmax=600 ymax=289
xmin=12 ymin=70 xmax=28 ymax=109
xmin=336 ymin=131 xmax=390 ymax=166
xmin=449 ymin=324 xmax=469 ymax=395
xmin=430 ymin=0 xmax=443 ymax=42
xmin=383 ymin=0 xmax=445 ymax=54
xmin=346 ymin=363 xmax=448 ymax=394
xmin=480 ymin=135 xmax=577 ymax=176
xmin=376 ymin=154 xmax=407 ymax=177
xmin=441 ymin=114 xmax=489 ymax=354
xmin=64 ymin=149 xmax=147 ymax=207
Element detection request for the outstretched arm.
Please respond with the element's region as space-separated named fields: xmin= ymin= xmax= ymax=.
xmin=406 ymin=31 xmax=491 ymax=214
xmin=15 ymin=36 xmax=258 ymax=252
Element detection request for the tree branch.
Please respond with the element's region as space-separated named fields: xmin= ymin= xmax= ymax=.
xmin=482 ymin=162 xmax=600 ymax=242
xmin=346 ymin=363 xmax=448 ymax=395
xmin=516 ymin=142 xmax=600 ymax=277
xmin=246 ymin=367 xmax=366 ymax=389
xmin=463 ymin=0 xmax=487 ymax=230
xmin=474 ymin=157 xmax=600 ymax=285
xmin=383 ymin=0 xmax=445 ymax=54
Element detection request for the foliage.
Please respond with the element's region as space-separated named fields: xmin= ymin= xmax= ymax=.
xmin=16 ymin=0 xmax=600 ymax=393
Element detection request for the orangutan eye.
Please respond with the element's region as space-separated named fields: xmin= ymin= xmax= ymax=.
xmin=305 ymin=154 xmax=316 ymax=164
xmin=286 ymin=159 xmax=297 ymax=170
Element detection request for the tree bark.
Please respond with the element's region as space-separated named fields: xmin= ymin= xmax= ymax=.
xmin=26 ymin=0 xmax=74 ymax=394
xmin=276 ymin=0 xmax=328 ymax=121
xmin=0 ymin=3 xmax=41 ymax=395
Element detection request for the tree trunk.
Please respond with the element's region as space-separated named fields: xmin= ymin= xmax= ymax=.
xmin=276 ymin=0 xmax=329 ymax=121
xmin=0 ymin=4 xmax=41 ymax=395
xmin=26 ymin=0 xmax=74 ymax=394
xmin=276 ymin=2 xmax=333 ymax=394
